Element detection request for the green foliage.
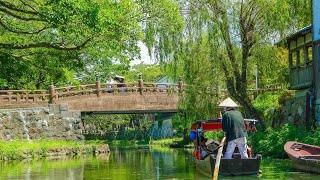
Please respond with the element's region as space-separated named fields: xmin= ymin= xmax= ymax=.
xmin=252 ymin=92 xmax=280 ymax=127
xmin=157 ymin=0 xmax=312 ymax=128
xmin=125 ymin=63 xmax=164 ymax=82
xmin=106 ymin=140 xmax=149 ymax=148
xmin=151 ymin=137 xmax=184 ymax=147
xmin=252 ymin=90 xmax=295 ymax=127
xmin=166 ymin=34 xmax=221 ymax=139
xmin=254 ymin=124 xmax=320 ymax=158
xmin=83 ymin=114 xmax=153 ymax=141
xmin=114 ymin=128 xmax=149 ymax=140
xmin=203 ymin=131 xmax=224 ymax=141
xmin=0 ymin=139 xmax=84 ymax=160
xmin=0 ymin=78 xmax=8 ymax=87
xmin=172 ymin=114 xmax=185 ymax=137
xmin=0 ymin=0 xmax=184 ymax=89
xmin=251 ymin=46 xmax=289 ymax=88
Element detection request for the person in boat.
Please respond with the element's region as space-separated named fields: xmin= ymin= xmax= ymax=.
xmin=190 ymin=124 xmax=211 ymax=160
xmin=190 ymin=130 xmax=201 ymax=160
xmin=200 ymin=136 xmax=209 ymax=158
xmin=205 ymin=139 xmax=220 ymax=153
xmin=219 ymin=97 xmax=248 ymax=159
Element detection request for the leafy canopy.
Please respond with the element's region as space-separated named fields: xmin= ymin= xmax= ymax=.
xmin=0 ymin=0 xmax=184 ymax=89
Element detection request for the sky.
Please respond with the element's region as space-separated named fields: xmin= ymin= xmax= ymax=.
xmin=130 ymin=41 xmax=154 ymax=66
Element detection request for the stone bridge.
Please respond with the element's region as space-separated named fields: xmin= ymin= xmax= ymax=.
xmin=0 ymin=77 xmax=283 ymax=113
xmin=0 ymin=79 xmax=181 ymax=113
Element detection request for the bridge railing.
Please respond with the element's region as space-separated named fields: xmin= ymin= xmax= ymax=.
xmin=139 ymin=82 xmax=179 ymax=92
xmin=0 ymin=75 xmax=185 ymax=106
xmin=47 ymin=80 xmax=181 ymax=103
xmin=0 ymin=75 xmax=284 ymax=106
xmin=53 ymin=84 xmax=98 ymax=98
xmin=0 ymin=90 xmax=48 ymax=103
xmin=100 ymin=82 xmax=139 ymax=93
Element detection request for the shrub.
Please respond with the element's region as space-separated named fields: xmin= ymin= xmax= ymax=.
xmin=252 ymin=92 xmax=280 ymax=127
xmin=253 ymin=124 xmax=320 ymax=158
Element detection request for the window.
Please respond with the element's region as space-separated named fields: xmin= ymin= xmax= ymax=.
xmin=299 ymin=49 xmax=304 ymax=68
xmin=290 ymin=52 xmax=297 ymax=69
xmin=307 ymin=46 xmax=313 ymax=65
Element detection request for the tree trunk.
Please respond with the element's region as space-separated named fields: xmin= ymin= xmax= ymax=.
xmin=228 ymin=86 xmax=265 ymax=129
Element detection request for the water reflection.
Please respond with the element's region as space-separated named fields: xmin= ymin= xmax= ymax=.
xmin=0 ymin=147 xmax=319 ymax=180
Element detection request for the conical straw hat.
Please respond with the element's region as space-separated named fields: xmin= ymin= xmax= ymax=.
xmin=218 ymin=97 xmax=240 ymax=107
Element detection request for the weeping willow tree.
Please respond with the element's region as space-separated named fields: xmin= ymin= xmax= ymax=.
xmin=170 ymin=34 xmax=222 ymax=139
xmin=152 ymin=0 xmax=311 ymax=130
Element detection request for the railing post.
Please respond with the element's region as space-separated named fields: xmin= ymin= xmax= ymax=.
xmin=49 ymin=83 xmax=55 ymax=104
xmin=8 ymin=92 xmax=12 ymax=102
xmin=96 ymin=75 xmax=101 ymax=97
xmin=138 ymin=74 xmax=143 ymax=94
xmin=178 ymin=76 xmax=183 ymax=93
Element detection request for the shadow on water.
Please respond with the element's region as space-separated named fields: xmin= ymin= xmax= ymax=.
xmin=0 ymin=147 xmax=319 ymax=180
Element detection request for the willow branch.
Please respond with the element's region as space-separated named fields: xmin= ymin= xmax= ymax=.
xmin=0 ymin=38 xmax=93 ymax=50
xmin=0 ymin=0 xmax=38 ymax=15
xmin=0 ymin=19 xmax=48 ymax=34
xmin=18 ymin=0 xmax=38 ymax=12
xmin=0 ymin=8 xmax=44 ymax=21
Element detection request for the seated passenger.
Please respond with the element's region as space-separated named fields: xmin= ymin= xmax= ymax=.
xmin=200 ymin=136 xmax=209 ymax=159
xmin=205 ymin=139 xmax=220 ymax=153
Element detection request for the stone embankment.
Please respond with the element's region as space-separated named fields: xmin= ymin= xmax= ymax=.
xmin=0 ymin=105 xmax=110 ymax=161
xmin=0 ymin=104 xmax=82 ymax=141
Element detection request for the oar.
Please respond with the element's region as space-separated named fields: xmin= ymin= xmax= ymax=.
xmin=213 ymin=136 xmax=226 ymax=180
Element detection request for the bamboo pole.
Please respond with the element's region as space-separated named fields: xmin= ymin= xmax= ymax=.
xmin=213 ymin=137 xmax=226 ymax=180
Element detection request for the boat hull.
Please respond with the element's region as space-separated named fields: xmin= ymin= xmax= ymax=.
xmin=284 ymin=141 xmax=320 ymax=174
xmin=196 ymin=153 xmax=262 ymax=176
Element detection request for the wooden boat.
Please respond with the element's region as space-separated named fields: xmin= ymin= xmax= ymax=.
xmin=284 ymin=141 xmax=320 ymax=174
xmin=196 ymin=153 xmax=262 ymax=176
xmin=190 ymin=119 xmax=262 ymax=177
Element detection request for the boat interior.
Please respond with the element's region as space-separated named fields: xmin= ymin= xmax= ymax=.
xmin=291 ymin=143 xmax=320 ymax=156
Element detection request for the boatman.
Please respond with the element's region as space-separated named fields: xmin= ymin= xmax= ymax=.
xmin=219 ymin=97 xmax=249 ymax=159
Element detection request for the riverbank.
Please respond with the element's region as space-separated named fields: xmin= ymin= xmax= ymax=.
xmin=106 ymin=138 xmax=193 ymax=149
xmin=0 ymin=138 xmax=189 ymax=161
xmin=0 ymin=139 xmax=109 ymax=161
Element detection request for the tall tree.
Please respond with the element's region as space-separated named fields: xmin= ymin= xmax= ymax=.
xmin=0 ymin=0 xmax=184 ymax=89
xmin=156 ymin=0 xmax=311 ymax=128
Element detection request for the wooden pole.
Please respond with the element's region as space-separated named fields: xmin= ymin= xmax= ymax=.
xmin=49 ymin=83 xmax=55 ymax=104
xmin=95 ymin=75 xmax=101 ymax=97
xmin=213 ymin=136 xmax=226 ymax=180
xmin=138 ymin=74 xmax=143 ymax=94
xmin=178 ymin=76 xmax=183 ymax=93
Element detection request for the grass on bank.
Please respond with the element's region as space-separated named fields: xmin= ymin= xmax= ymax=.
xmin=0 ymin=139 xmax=104 ymax=160
xmin=0 ymin=138 xmax=187 ymax=160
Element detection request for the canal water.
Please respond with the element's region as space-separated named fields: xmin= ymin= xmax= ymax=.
xmin=0 ymin=147 xmax=319 ymax=180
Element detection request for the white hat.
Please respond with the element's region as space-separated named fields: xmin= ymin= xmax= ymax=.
xmin=218 ymin=97 xmax=240 ymax=107
xmin=115 ymin=75 xmax=125 ymax=79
